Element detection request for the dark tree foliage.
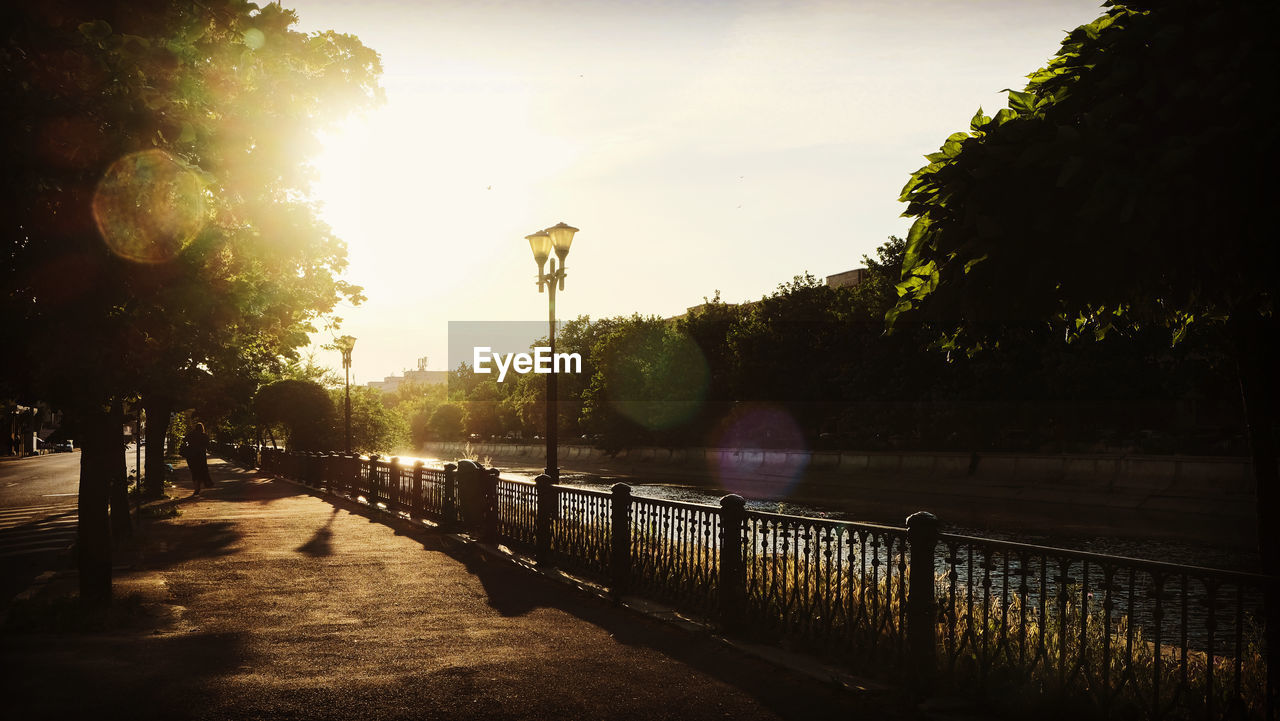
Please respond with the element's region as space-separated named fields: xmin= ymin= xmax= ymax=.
xmin=888 ymin=0 xmax=1279 ymax=677
xmin=255 ymin=379 xmax=335 ymax=451
xmin=0 ymin=0 xmax=380 ymax=603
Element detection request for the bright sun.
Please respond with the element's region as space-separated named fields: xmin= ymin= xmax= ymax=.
xmin=307 ymin=70 xmax=580 ymax=301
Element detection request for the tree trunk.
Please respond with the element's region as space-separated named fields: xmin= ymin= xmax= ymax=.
xmin=108 ymin=399 xmax=132 ymax=543
xmin=143 ymin=395 xmax=171 ymax=498
xmin=77 ymin=405 xmax=114 ymax=607
xmin=1231 ymin=311 xmax=1279 ymax=709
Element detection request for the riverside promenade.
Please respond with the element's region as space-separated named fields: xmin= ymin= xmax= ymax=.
xmin=1 ymin=458 xmax=911 ymax=720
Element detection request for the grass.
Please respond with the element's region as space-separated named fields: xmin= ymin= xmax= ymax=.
xmin=938 ymin=576 xmax=1268 ymax=720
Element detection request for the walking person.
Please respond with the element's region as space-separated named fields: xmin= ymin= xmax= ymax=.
xmin=180 ymin=422 xmax=212 ymax=496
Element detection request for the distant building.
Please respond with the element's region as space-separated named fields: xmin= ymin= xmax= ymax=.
xmin=825 ymin=268 xmax=868 ymax=288
xmin=367 ymin=356 xmax=448 ymax=394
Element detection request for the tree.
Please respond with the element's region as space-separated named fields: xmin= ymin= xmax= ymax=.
xmin=429 ymin=403 xmax=465 ymax=441
xmin=462 ymin=382 xmax=502 ymax=439
xmin=889 ymin=0 xmax=1278 ymax=687
xmin=1 ymin=1 xmax=380 ymax=604
xmin=336 ymin=385 xmax=409 ymax=454
xmin=255 ymin=379 xmax=335 ymax=450
xmin=582 ymin=315 xmax=710 ymax=450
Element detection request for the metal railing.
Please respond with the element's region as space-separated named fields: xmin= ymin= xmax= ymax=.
xmin=258 ymin=449 xmax=1273 ymax=720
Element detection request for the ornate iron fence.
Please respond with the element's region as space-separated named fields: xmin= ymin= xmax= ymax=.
xmin=629 ymin=494 xmax=722 ymax=617
xmin=742 ymin=510 xmax=911 ymax=673
xmin=551 ymin=486 xmax=613 ymax=578
xmin=936 ymin=532 xmax=1270 ymax=720
xmin=496 ymin=477 xmax=538 ymax=552
xmin=258 ymin=449 xmax=1272 ymax=720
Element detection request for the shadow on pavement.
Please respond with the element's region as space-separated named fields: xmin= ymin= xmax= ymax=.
xmin=330 ymin=495 xmax=887 ymax=720
xmin=142 ymin=518 xmax=242 ymax=565
xmin=175 ymin=459 xmax=310 ymax=506
xmin=0 ymin=628 xmax=248 ymax=720
xmin=295 ymin=506 xmax=339 ymax=558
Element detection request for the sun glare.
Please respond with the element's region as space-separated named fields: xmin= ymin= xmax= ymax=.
xmin=305 ymin=67 xmax=585 ymax=375
xmin=308 ymin=71 xmax=579 ymax=294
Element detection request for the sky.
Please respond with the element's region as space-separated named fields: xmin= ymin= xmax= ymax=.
xmin=290 ymin=0 xmax=1106 ymax=385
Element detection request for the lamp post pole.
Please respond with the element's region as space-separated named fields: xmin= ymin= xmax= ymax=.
xmin=527 ymin=223 xmax=579 ymax=481
xmin=338 ymin=336 xmax=356 ymax=454
xmin=546 ymin=257 xmax=558 ymax=479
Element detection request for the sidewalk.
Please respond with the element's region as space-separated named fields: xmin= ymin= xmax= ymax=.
xmin=0 ymin=458 xmax=915 ymax=720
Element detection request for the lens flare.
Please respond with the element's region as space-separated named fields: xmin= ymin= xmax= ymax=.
xmin=609 ymin=328 xmax=709 ymax=431
xmin=243 ymin=28 xmax=266 ymax=50
xmin=91 ymin=149 xmax=206 ymax=264
xmin=709 ymin=403 xmax=809 ymax=498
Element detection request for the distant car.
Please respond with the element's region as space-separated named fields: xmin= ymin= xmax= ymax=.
xmin=54 ymin=441 xmax=74 ymax=452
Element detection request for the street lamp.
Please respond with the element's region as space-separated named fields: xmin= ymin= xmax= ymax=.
xmin=336 ymin=335 xmax=356 ymax=453
xmin=527 ymin=222 xmax=578 ymax=480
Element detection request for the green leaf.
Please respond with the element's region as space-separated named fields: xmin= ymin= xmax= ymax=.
xmin=1007 ymin=90 xmax=1037 ymax=114
xmin=898 ymin=173 xmax=921 ymax=202
xmin=903 ymin=218 xmax=932 ymax=269
xmin=992 ymin=108 xmax=1018 ymax=125
xmin=969 ymin=107 xmax=990 ymax=131
xmin=963 ymin=254 xmax=988 ymax=274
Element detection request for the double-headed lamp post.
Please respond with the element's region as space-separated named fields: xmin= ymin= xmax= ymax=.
xmin=526 ymin=222 xmax=578 ymax=480
xmin=336 ymin=335 xmax=356 ymax=454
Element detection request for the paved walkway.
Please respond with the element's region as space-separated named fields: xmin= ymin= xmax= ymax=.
xmin=1 ymin=459 xmax=913 ymax=720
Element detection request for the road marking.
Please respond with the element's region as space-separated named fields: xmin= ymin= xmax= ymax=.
xmin=41 ymin=493 xmax=78 ymax=497
xmin=0 ymin=502 xmax=73 ymax=512
xmin=0 ymin=504 xmax=78 ymax=562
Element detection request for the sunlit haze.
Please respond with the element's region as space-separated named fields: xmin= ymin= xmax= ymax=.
xmin=293 ymin=0 xmax=1106 ymax=385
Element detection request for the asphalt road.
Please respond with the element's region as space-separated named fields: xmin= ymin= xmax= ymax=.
xmin=0 ymin=450 xmax=82 ymax=604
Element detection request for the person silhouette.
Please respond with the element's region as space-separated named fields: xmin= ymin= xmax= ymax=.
xmin=181 ymin=422 xmax=212 ymax=495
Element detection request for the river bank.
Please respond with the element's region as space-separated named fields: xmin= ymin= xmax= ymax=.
xmin=422 ymin=441 xmax=1260 ymax=560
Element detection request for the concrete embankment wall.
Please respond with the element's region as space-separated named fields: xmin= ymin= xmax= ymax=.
xmin=421 ymin=441 xmax=1260 ymax=547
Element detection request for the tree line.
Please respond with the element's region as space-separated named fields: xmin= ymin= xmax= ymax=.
xmin=359 ymin=236 xmax=1243 ymax=458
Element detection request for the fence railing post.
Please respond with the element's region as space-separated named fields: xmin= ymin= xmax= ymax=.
xmin=456 ymin=459 xmax=482 ymax=534
xmin=535 ymin=474 xmax=555 ymax=566
xmin=906 ymin=510 xmax=939 ymax=694
xmin=412 ymin=460 xmax=424 ymax=517
xmin=483 ymin=468 xmax=499 ymax=543
xmin=719 ymin=494 xmax=746 ymax=631
xmin=442 ymin=463 xmax=457 ymax=532
xmin=367 ymin=454 xmax=380 ymax=506
xmin=610 ymin=483 xmax=632 ymax=594
xmin=317 ymin=452 xmax=328 ymax=491
xmin=388 ymin=457 xmax=402 ymax=512
xmin=349 ymin=453 xmax=361 ymax=497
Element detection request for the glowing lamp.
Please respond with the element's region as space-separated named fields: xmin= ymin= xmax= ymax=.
xmin=527 ymin=230 xmax=551 ymax=270
xmin=545 ymin=222 xmax=578 ymax=261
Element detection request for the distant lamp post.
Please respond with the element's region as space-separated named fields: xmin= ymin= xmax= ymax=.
xmin=527 ymin=222 xmax=578 ymax=480
xmin=336 ymin=335 xmax=356 ymax=453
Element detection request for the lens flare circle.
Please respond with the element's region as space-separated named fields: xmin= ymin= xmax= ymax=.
xmin=243 ymin=28 xmax=266 ymax=50
xmin=709 ymin=403 xmax=809 ymax=498
xmin=92 ymin=149 xmax=206 ymax=264
xmin=608 ymin=328 xmax=709 ymax=431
